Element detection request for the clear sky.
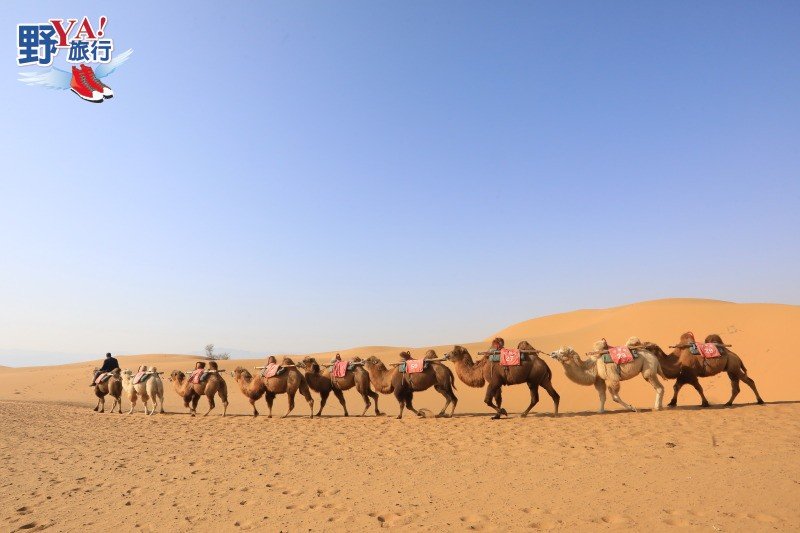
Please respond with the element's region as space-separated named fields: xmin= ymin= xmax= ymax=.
xmin=1 ymin=2 xmax=799 ymax=365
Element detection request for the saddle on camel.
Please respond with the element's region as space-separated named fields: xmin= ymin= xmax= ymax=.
xmin=188 ymin=361 xmax=225 ymax=384
xmin=670 ymin=332 xmax=728 ymax=359
xmin=587 ymin=338 xmax=642 ymax=365
xmin=479 ymin=338 xmax=544 ymax=366
xmin=328 ymin=353 xmax=359 ymax=378
xmin=257 ymin=356 xmax=290 ymax=378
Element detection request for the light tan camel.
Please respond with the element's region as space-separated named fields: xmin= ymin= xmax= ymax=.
xmin=362 ymin=350 xmax=457 ymax=419
xmin=92 ymin=367 xmax=122 ymax=413
xmin=550 ymin=337 xmax=664 ymax=412
xmin=122 ymin=366 xmax=165 ymax=415
xmin=297 ymin=357 xmax=382 ymax=417
xmin=169 ymin=364 xmax=228 ymax=417
xmin=445 ymin=341 xmax=559 ymax=419
xmin=643 ymin=333 xmax=764 ymax=407
xmin=231 ymin=358 xmax=314 ymax=418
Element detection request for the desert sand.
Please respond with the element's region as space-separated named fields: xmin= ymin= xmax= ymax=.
xmin=1 ymin=298 xmax=799 ymax=532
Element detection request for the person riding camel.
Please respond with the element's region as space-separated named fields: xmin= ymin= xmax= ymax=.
xmin=90 ymin=352 xmax=120 ymax=386
xmin=188 ymin=361 xmax=206 ymax=384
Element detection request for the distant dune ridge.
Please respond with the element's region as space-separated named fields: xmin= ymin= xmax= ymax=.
xmin=2 ymin=298 xmax=800 ymax=532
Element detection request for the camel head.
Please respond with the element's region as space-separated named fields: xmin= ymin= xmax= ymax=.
xmin=121 ymin=369 xmax=134 ymax=381
xmin=230 ymin=367 xmax=252 ymax=381
xmin=549 ymin=346 xmax=581 ymax=366
xmin=444 ymin=345 xmax=470 ymax=362
xmin=169 ymin=370 xmax=185 ymax=383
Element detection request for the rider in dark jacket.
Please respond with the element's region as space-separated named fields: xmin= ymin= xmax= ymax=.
xmin=90 ymin=353 xmax=120 ymax=386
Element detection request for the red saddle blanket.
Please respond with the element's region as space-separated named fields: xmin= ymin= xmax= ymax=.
xmin=133 ymin=371 xmax=147 ymax=384
xmin=332 ymin=360 xmax=349 ymax=378
xmin=500 ymin=348 xmax=521 ymax=366
xmin=697 ymin=343 xmax=721 ymax=358
xmin=607 ymin=346 xmax=634 ymax=365
xmin=405 ymin=359 xmax=425 ymax=374
xmin=95 ymin=372 xmax=112 ymax=385
xmin=189 ymin=369 xmax=204 ymax=384
xmin=262 ymin=363 xmax=280 ymax=378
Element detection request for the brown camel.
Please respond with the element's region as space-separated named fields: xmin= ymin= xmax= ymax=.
xmin=362 ymin=350 xmax=457 ymax=419
xmin=446 ymin=340 xmax=560 ymax=419
xmin=643 ymin=333 xmax=764 ymax=407
xmin=168 ymin=366 xmax=229 ymax=417
xmin=92 ymin=367 xmax=122 ymax=413
xmin=297 ymin=357 xmax=382 ymax=417
xmin=233 ymin=358 xmax=315 ymax=418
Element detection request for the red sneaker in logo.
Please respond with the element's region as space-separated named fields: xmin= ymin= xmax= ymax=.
xmin=80 ymin=64 xmax=114 ymax=99
xmin=70 ymin=66 xmax=103 ymax=103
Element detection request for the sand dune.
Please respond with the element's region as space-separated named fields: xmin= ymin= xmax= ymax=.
xmin=1 ymin=298 xmax=799 ymax=531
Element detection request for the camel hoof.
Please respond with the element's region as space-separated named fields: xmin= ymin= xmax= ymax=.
xmin=500 ymin=408 xmax=508 ymax=416
xmin=395 ymin=415 xmax=403 ymax=420
xmin=491 ymin=414 xmax=501 ymax=420
xmin=701 ymin=402 xmax=710 ymax=408
xmin=520 ymin=412 xmax=528 ymax=418
xmin=667 ymin=402 xmax=677 ymax=408
xmin=757 ymin=399 xmax=765 ymax=405
xmin=724 ymin=401 xmax=733 ymax=407
xmin=376 ymin=412 xmax=385 ymax=417
xmin=344 ymin=413 xmax=349 ymax=417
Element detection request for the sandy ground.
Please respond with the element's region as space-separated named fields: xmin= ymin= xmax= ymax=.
xmin=1 ymin=299 xmax=799 ymax=531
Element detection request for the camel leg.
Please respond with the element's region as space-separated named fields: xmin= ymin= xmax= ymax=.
xmin=495 ymin=390 xmax=506 ymax=417
xmin=405 ymin=391 xmax=422 ymax=417
xmin=484 ymin=385 xmax=504 ymax=419
xmin=250 ymin=398 xmax=259 ymax=417
xmin=667 ymin=377 xmax=686 ymax=407
xmin=608 ymin=382 xmax=636 ymax=412
xmin=594 ymin=380 xmax=607 ymax=413
xmin=332 ymin=388 xmax=348 ymax=417
xmin=434 ymin=384 xmax=451 ymax=417
xmin=541 ymin=379 xmax=560 ymax=417
xmin=117 ymin=397 xmax=123 ymax=414
xmin=369 ymin=390 xmax=383 ymax=416
xmin=203 ymin=393 xmax=215 ymax=416
xmin=520 ymin=383 xmax=540 ymax=418
xmin=301 ymin=382 xmax=314 ymax=419
xmin=358 ymin=388 xmax=371 ymax=417
xmin=159 ymin=394 xmax=165 ymax=414
xmin=725 ymin=371 xmax=741 ymax=406
xmin=394 ymin=389 xmax=406 ymax=419
xmin=739 ymin=370 xmax=764 ymax=404
xmin=688 ymin=377 xmax=710 ymax=407
xmin=283 ymin=391 xmax=296 ymax=418
xmin=648 ymin=375 xmax=665 ymax=411
xmin=317 ymin=390 xmax=329 ymax=417
xmin=98 ymin=396 xmax=105 ymax=413
xmin=265 ymin=393 xmax=275 ymax=418
xmin=108 ymin=397 xmax=117 ymax=414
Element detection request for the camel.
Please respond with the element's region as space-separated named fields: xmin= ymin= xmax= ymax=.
xmin=362 ymin=350 xmax=457 ymax=419
xmin=92 ymin=367 xmax=122 ymax=413
xmin=550 ymin=338 xmax=664 ymax=413
xmin=168 ymin=364 xmax=229 ymax=417
xmin=445 ymin=341 xmax=560 ymax=419
xmin=121 ymin=366 xmax=165 ymax=415
xmin=231 ymin=358 xmax=314 ymax=418
xmin=297 ymin=357 xmax=382 ymax=417
xmin=643 ymin=333 xmax=763 ymax=407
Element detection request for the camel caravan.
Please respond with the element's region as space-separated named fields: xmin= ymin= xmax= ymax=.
xmin=88 ymin=332 xmax=764 ymax=418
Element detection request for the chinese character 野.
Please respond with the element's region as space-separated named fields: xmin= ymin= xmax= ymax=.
xmin=17 ymin=24 xmax=59 ymax=66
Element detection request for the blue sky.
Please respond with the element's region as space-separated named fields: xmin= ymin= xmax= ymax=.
xmin=1 ymin=2 xmax=798 ymax=365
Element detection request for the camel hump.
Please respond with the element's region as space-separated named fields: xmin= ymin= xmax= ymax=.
xmin=704 ymin=334 xmax=724 ymax=344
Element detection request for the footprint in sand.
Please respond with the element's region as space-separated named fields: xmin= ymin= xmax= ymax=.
xmin=600 ymin=514 xmax=633 ymax=525
xmin=662 ymin=517 xmax=690 ymax=527
xmin=747 ymin=513 xmax=780 ymax=523
xmin=459 ymin=514 xmax=489 ymax=530
xmin=528 ymin=520 xmax=561 ymax=530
